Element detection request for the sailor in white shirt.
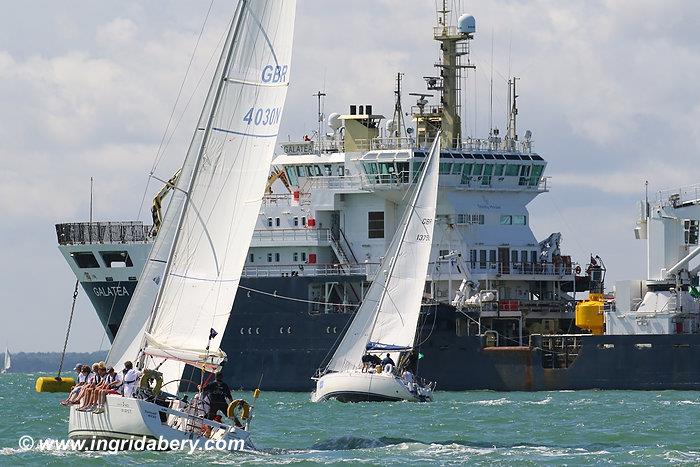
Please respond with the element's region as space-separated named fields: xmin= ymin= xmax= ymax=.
xmin=121 ymin=361 xmax=141 ymax=398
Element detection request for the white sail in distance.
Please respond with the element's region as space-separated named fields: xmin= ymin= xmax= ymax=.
xmin=107 ymin=0 xmax=297 ymax=387
xmin=3 ymin=347 xmax=10 ymax=372
xmin=326 ymin=136 xmax=441 ymax=372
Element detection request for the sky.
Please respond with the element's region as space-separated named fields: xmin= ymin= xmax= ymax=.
xmin=1 ymin=0 xmax=700 ymax=352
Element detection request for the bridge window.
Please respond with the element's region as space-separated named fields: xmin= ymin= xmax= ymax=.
xmin=451 ymin=162 xmax=463 ymax=175
xmin=481 ymin=164 xmax=493 ymax=185
xmin=275 ymin=217 xmax=280 ymax=227
xmin=249 ymin=253 xmax=254 ymax=263
xmin=100 ymin=251 xmax=133 ymax=268
xmin=337 ymin=164 xmax=345 ymax=176
xmin=293 ymin=252 xmax=299 ymax=262
xmin=267 ymin=217 xmax=273 ymax=227
xmin=505 ymin=164 xmax=520 ymax=176
xmin=294 ymin=217 xmax=299 ymax=227
xmin=297 ymin=166 xmax=308 ymax=177
xmin=275 ymin=253 xmax=280 ymax=262
xmin=494 ymin=164 xmax=505 ymax=176
xmin=302 ymin=217 xmax=307 ymax=226
xmin=479 ymin=250 xmax=487 ymax=269
xmin=301 ymin=252 xmax=307 ymax=262
xmin=684 ymin=220 xmax=699 ymax=245
xmin=396 ymin=162 xmax=409 ymax=183
xmin=513 ymin=215 xmax=527 ymax=225
xmin=472 ymin=164 xmax=483 ymax=176
xmin=285 ymin=167 xmax=298 ymax=186
xmin=439 ymin=162 xmax=452 ymax=175
xmin=368 ymin=211 xmax=385 ymax=239
xmin=71 ymin=252 xmax=100 ymax=269
xmin=267 ymin=253 xmax=273 ymax=263
xmin=500 ymin=215 xmax=512 ymax=225
xmin=530 ymin=165 xmax=544 ymax=186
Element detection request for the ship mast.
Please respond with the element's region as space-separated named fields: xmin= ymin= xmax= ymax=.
xmin=433 ymin=0 xmax=475 ymax=149
xmin=392 ymin=72 xmax=407 ymax=140
xmin=413 ymin=1 xmax=475 ymax=149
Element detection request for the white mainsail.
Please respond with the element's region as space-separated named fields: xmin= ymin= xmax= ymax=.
xmin=107 ymin=0 xmax=297 ymax=387
xmin=326 ymin=136 xmax=441 ymax=372
xmin=2 ymin=347 xmax=10 ymax=372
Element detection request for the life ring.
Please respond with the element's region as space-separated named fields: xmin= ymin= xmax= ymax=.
xmin=226 ymin=399 xmax=251 ymax=427
xmin=139 ymin=369 xmax=163 ymax=396
xmin=384 ymin=364 xmax=394 ymax=374
xmin=575 ymin=265 xmax=582 ymax=275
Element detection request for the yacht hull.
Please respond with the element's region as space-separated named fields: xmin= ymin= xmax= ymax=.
xmin=68 ymin=395 xmax=254 ymax=451
xmin=311 ymin=371 xmax=432 ymax=403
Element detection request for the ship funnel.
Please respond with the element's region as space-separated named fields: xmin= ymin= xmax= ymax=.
xmin=457 ymin=14 xmax=476 ymax=34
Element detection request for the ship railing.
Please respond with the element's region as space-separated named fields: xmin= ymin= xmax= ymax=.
xmin=261 ymin=192 xmax=311 ymax=207
xmin=352 ymin=137 xmax=416 ymax=151
xmin=250 ymin=228 xmax=331 ymax=245
xmin=305 ymin=175 xmax=367 ymax=191
xmin=466 ymin=260 xmax=573 ymax=276
xmin=656 ymin=183 xmax=700 ymax=208
xmin=241 ymin=262 xmax=380 ymax=278
xmin=55 ymin=221 xmax=152 ymax=245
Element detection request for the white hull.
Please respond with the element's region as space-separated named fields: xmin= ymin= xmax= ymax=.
xmin=69 ymin=395 xmax=254 ymax=451
xmin=311 ymin=371 xmax=432 ymax=403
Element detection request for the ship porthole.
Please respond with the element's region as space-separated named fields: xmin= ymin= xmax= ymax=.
xmin=248 ymin=327 xmax=252 ymax=334
xmin=326 ymin=327 xmax=330 ymax=334
xmin=279 ymin=327 xmax=284 ymax=334
xmin=333 ymin=327 xmax=337 ymax=333
xmin=287 ymin=326 xmax=292 ymax=334
xmin=240 ymin=328 xmax=244 ymax=335
xmin=255 ymin=327 xmax=260 ymax=335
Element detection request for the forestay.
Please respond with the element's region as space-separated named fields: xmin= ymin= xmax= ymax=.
xmin=326 ymin=136 xmax=441 ymax=372
xmin=107 ymin=0 xmax=296 ymax=387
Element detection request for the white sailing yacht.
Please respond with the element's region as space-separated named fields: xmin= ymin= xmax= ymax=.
xmin=311 ymin=136 xmax=441 ymax=403
xmin=2 ymin=346 xmax=10 ymax=373
xmin=68 ymin=0 xmax=296 ymax=450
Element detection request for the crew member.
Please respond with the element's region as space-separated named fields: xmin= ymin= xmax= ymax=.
xmin=202 ymin=372 xmax=233 ymax=420
xmin=381 ymin=353 xmax=395 ymax=367
xmin=121 ymin=361 xmax=141 ymax=398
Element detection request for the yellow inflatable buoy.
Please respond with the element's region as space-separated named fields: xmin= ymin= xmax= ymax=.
xmin=35 ymin=376 xmax=76 ymax=393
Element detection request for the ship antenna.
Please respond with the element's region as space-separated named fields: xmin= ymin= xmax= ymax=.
xmin=392 ymin=72 xmax=407 ymax=141
xmin=89 ymin=176 xmax=94 ymax=225
xmin=313 ymin=90 xmax=326 ymax=154
xmin=489 ymin=29 xmax=494 ymax=138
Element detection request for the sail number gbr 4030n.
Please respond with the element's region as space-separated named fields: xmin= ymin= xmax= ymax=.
xmin=241 ymin=64 xmax=288 ymax=126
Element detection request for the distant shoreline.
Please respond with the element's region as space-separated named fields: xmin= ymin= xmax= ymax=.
xmin=1 ymin=351 xmax=108 ymax=373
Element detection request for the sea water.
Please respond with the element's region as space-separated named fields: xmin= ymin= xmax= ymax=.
xmin=1 ymin=373 xmax=699 ymax=465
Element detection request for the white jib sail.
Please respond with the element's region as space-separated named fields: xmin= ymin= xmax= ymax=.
xmin=3 ymin=348 xmax=10 ymax=371
xmin=107 ymin=0 xmax=296 ymax=387
xmin=326 ymin=136 xmax=441 ymax=372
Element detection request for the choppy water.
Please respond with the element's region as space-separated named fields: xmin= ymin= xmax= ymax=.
xmin=1 ymin=373 xmax=699 ymax=465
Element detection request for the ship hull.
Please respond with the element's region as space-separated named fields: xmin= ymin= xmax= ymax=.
xmin=88 ymin=276 xmax=700 ymax=391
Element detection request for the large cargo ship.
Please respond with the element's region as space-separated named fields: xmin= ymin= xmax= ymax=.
xmin=55 ymin=3 xmax=700 ymax=391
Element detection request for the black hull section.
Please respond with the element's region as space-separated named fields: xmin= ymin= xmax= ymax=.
xmin=320 ymin=391 xmax=403 ymax=403
xmin=87 ymin=276 xmax=700 ymax=391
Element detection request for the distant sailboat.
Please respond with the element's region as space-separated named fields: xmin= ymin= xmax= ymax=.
xmin=2 ymin=347 xmax=10 ymax=373
xmin=68 ymin=0 xmax=296 ymax=450
xmin=311 ymin=135 xmax=441 ymax=403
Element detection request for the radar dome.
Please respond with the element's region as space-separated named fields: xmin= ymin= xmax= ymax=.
xmin=458 ymin=14 xmax=476 ymax=34
xmin=327 ymin=112 xmax=342 ymax=131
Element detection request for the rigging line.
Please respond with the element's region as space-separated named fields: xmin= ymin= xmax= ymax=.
xmin=151 ymin=0 xmax=216 ymax=175
xmin=238 ymin=285 xmax=360 ymax=308
xmin=138 ymin=0 xmax=216 ymax=222
xmin=97 ymin=281 xmax=122 ymax=351
xmin=415 ymin=302 xmax=438 ymax=347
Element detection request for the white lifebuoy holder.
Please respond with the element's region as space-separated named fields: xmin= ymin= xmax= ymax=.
xmin=384 ymin=364 xmax=394 ymax=374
